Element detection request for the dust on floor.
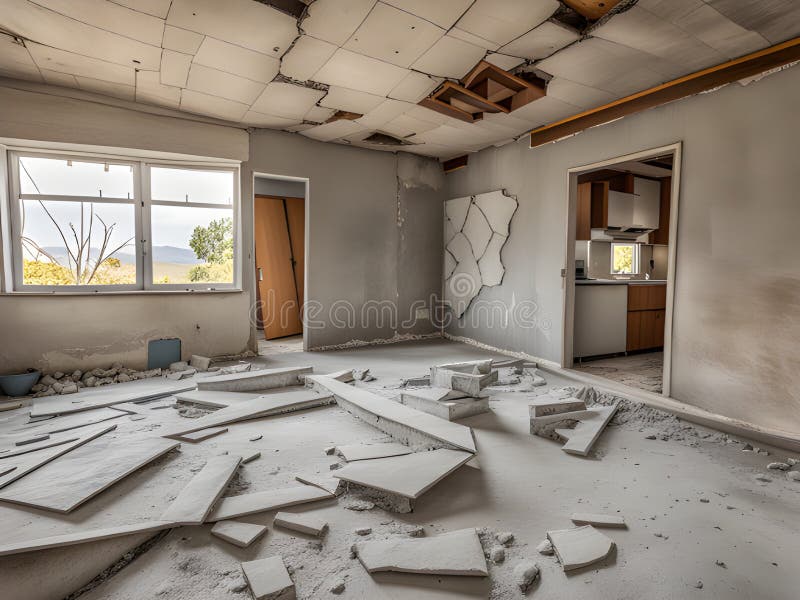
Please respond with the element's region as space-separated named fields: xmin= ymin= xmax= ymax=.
xmin=572 ymin=351 xmax=664 ymax=394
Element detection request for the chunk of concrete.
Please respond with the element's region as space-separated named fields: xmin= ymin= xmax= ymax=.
xmin=211 ymin=520 xmax=268 ymax=548
xmin=400 ymin=391 xmax=489 ymax=421
xmin=570 ymin=513 xmax=626 ymax=528
xmin=191 ymin=355 xmax=212 ymax=371
xmin=198 ymin=365 xmax=313 ymax=393
xmin=241 ymin=556 xmax=294 ymax=600
xmin=556 ymin=404 xmax=618 ymax=456
xmin=177 ymin=426 xmax=228 ymax=443
xmin=529 ymin=396 xmax=587 ymax=418
xmin=273 ymin=511 xmax=328 ymax=537
xmin=547 ymin=525 xmax=615 ymax=571
xmin=513 ymin=560 xmax=540 ymax=592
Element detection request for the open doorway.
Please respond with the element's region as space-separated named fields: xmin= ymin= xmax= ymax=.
xmin=562 ymin=144 xmax=681 ymax=396
xmin=253 ymin=175 xmax=307 ymax=356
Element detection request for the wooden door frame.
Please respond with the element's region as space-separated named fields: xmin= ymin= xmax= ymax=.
xmin=251 ymin=172 xmax=310 ymax=351
xmin=561 ymin=142 xmax=682 ymax=398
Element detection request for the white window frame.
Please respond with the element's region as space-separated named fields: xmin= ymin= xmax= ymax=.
xmin=5 ymin=147 xmax=240 ymax=293
xmin=610 ymin=242 xmax=639 ymax=276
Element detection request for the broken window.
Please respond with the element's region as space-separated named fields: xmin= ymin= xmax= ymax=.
xmin=7 ymin=151 xmax=239 ymax=292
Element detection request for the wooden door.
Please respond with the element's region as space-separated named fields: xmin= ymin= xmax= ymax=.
xmin=626 ymin=312 xmax=641 ymax=352
xmin=284 ymin=197 xmax=305 ymax=308
xmin=254 ymin=195 xmax=304 ymax=339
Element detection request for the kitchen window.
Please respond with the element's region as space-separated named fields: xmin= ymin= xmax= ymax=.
xmin=611 ymin=242 xmax=639 ymax=275
xmin=6 ymin=149 xmax=239 ymax=292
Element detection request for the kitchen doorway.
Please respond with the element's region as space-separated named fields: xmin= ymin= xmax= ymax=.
xmin=562 ymin=144 xmax=682 ymax=397
xmin=253 ymin=174 xmax=308 ymax=354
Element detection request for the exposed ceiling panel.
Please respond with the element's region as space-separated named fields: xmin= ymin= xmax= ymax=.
xmin=313 ymin=48 xmax=409 ymax=96
xmin=500 ymin=21 xmax=581 ymax=61
xmin=136 ymin=69 xmax=180 ymax=108
xmin=109 ymin=0 xmax=171 ymax=19
xmin=301 ymin=0 xmax=377 ymax=46
xmin=544 ymin=77 xmax=618 ymax=109
xmin=160 ymin=50 xmax=192 ymax=88
xmin=27 ymin=42 xmax=135 ymax=85
xmin=411 ymin=35 xmax=487 ymax=79
xmin=185 ymin=64 xmax=265 ymax=104
xmin=455 ymin=0 xmax=560 ymax=46
xmin=180 ymin=88 xmax=250 ymax=121
xmin=381 ymin=112 xmax=440 ymax=138
xmin=388 ymin=71 xmax=443 ymax=103
xmin=343 ymin=3 xmax=444 ymax=68
xmin=381 ymin=0 xmax=474 ymax=29
xmin=706 ymin=0 xmax=800 ymax=44
xmin=484 ymin=53 xmax=526 ymax=71
xmin=250 ymin=81 xmax=326 ymax=119
xmin=300 ymin=119 xmax=366 ymax=142
xmin=167 ymin=0 xmax=297 ymax=57
xmin=320 ymin=86 xmax=385 ymax=114
xmin=280 ymin=35 xmax=338 ymax=82
xmin=161 ymin=25 xmax=205 ymax=54
xmin=193 ymin=38 xmax=280 ymax=83
xmin=241 ymin=110 xmax=301 ymax=128
xmin=0 ymin=34 xmax=40 ymax=81
xmin=304 ymin=105 xmax=336 ymax=123
xmin=356 ymin=98 xmax=415 ymax=128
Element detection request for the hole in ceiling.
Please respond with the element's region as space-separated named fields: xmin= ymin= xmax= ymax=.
xmin=254 ymin=0 xmax=307 ymax=19
xmin=364 ymin=132 xmax=414 ymax=146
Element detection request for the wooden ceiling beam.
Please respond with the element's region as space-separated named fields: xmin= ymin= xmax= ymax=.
xmin=562 ymin=0 xmax=623 ymax=21
xmin=530 ymin=38 xmax=800 ymax=148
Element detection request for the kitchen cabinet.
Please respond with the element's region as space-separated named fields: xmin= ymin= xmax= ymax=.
xmin=607 ymin=190 xmax=635 ymax=229
xmin=574 ymin=284 xmax=628 ymax=358
xmin=633 ymin=177 xmax=660 ymax=229
xmin=577 ymin=182 xmax=592 ymax=241
xmin=626 ymin=283 xmax=666 ymax=351
xmin=649 ymin=176 xmax=671 ymax=245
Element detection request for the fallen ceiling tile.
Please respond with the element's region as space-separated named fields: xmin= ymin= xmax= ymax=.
xmin=300 ymin=119 xmax=366 ymax=142
xmin=411 ymin=34 xmax=487 ymax=79
xmin=193 ymin=37 xmax=281 ymax=83
xmin=136 ymin=70 xmax=181 ymax=108
xmin=32 ymin=0 xmax=165 ymax=46
xmin=382 ymin=0 xmax=474 ymax=29
xmin=448 ymin=27 xmax=502 ymax=52
xmin=186 ymin=64 xmax=266 ymax=104
xmin=388 ymin=70 xmax=443 ymax=103
xmin=706 ymin=0 xmax=800 ymax=44
xmin=336 ymin=442 xmax=413 ymax=462
xmin=160 ymin=50 xmax=192 ymax=88
xmin=320 ymin=86 xmax=385 ymax=114
xmin=343 ymin=2 xmax=445 ymax=68
xmin=160 ymin=455 xmax=242 ymax=525
xmin=500 ymin=20 xmax=581 ymax=61
xmin=251 ymin=82 xmax=327 ymax=120
xmin=279 ymin=35 xmax=338 ymax=82
xmin=1 ymin=0 xmax=162 ymax=70
xmin=544 ymin=77 xmax=618 ymax=109
xmin=26 ymin=42 xmax=135 ymax=86
xmin=167 ymin=0 xmax=297 ymax=57
xmin=198 ymin=365 xmax=312 ymax=392
xmin=313 ymin=48 xmax=409 ymax=96
xmin=78 ymin=75 xmax=136 ymax=102
xmin=211 ymin=520 xmax=268 ymax=548
xmin=111 ymin=0 xmax=171 ymax=19
xmin=571 ymin=513 xmax=627 ymax=528
xmin=305 ymin=105 xmax=337 ymax=123
xmin=180 ymin=89 xmax=250 ymax=121
xmin=241 ymin=556 xmax=294 ymax=600
xmin=455 ymin=0 xmax=560 ymax=46
xmin=273 ymin=511 xmax=328 ymax=536
xmin=356 ymin=98 xmax=415 ymax=129
xmin=161 ymin=25 xmax=205 ymax=54
xmin=547 ymin=525 xmax=615 ymax=571
xmin=208 ymin=485 xmax=334 ymax=521
xmin=301 ymin=0 xmax=377 ymax=46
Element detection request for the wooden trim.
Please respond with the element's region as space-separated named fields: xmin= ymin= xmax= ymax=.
xmin=418 ymin=97 xmax=480 ymax=123
xmin=530 ymin=38 xmax=800 ymax=148
xmin=442 ymin=155 xmax=468 ymax=173
xmin=436 ymin=81 xmax=508 ymax=114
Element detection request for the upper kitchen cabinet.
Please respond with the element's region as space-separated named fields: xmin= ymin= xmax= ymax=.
xmin=577 ymin=182 xmax=592 ymax=241
xmin=649 ymin=176 xmax=672 ymax=245
xmin=632 ymin=177 xmax=660 ymax=230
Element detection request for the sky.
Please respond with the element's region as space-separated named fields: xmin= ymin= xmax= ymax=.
xmin=18 ymin=157 xmax=233 ymax=256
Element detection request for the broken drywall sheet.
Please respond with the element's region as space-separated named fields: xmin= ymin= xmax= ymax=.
xmin=444 ymin=190 xmax=518 ymax=318
xmin=547 ymin=525 xmax=615 ymax=571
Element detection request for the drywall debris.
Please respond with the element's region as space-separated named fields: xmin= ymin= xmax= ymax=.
xmin=536 ymin=539 xmax=554 ymax=555
xmin=208 ymin=485 xmax=334 ymax=521
xmin=355 ymin=527 xmax=372 ymax=536
xmin=250 ymin=435 xmax=263 ymax=442
xmin=329 ymin=462 xmax=341 ymax=470
xmin=326 ymin=370 xmax=354 ymax=383
xmin=570 ymin=513 xmax=626 ymax=528
xmin=191 ymin=355 xmax=212 ymax=371
xmin=715 ymin=560 xmax=727 ymax=568
xmin=241 ymin=556 xmax=294 ymax=600
xmin=787 ymin=471 xmax=800 ymax=481
xmin=335 ymin=442 xmax=412 ymax=461
xmin=198 ymin=365 xmax=312 ymax=392
xmin=216 ymin=363 xmax=251 ymax=375
xmin=755 ymin=475 xmax=772 ymax=483
xmin=547 ymin=525 xmax=615 ymax=571
xmin=330 ymin=579 xmax=346 ymax=594
xmin=169 ymin=361 xmax=190 ymax=372
xmin=429 ymin=361 xmax=498 ymax=398
xmin=324 ymin=446 xmax=336 ymax=455
xmin=489 ymin=546 xmax=506 ymax=563
xmin=16 ymin=434 xmax=50 ymax=446
xmin=694 ymin=580 xmax=704 ymax=589
xmin=294 ymin=473 xmax=342 ymax=496
xmin=344 ymin=499 xmax=375 ymax=511
xmin=354 ymin=528 xmax=488 ymax=576
xmin=211 ymin=520 xmax=268 ymax=548
xmin=243 ymin=452 xmax=261 ymax=464
xmin=400 ymin=389 xmax=490 ymax=421
xmin=353 ymin=369 xmax=371 ymax=381
xmin=496 ymin=531 xmax=515 ymax=546
xmin=160 ymin=455 xmax=242 ymax=525
xmin=178 ymin=427 xmax=229 ymax=443
xmin=273 ymin=511 xmax=328 ymax=536
xmin=767 ymin=462 xmax=790 ymax=470
xmin=513 ymin=560 xmax=540 ymax=592
xmin=549 ymin=404 xmax=618 ymax=456
xmin=166 ymin=368 xmax=196 ymax=380
xmin=0 ymin=402 xmax=22 ymax=412
xmin=529 ymin=396 xmax=587 ymax=418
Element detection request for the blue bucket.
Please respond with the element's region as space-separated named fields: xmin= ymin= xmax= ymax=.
xmin=0 ymin=370 xmax=41 ymax=397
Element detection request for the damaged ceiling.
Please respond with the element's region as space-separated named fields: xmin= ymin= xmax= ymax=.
xmin=0 ymin=0 xmax=797 ymax=159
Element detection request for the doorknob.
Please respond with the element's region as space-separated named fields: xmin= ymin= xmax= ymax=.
xmin=257 ymin=267 xmax=263 ymax=281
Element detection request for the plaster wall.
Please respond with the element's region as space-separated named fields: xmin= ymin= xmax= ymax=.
xmin=444 ymin=65 xmax=800 ymax=433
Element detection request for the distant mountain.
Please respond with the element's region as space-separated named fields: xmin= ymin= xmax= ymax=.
xmin=39 ymin=246 xmax=203 ymax=265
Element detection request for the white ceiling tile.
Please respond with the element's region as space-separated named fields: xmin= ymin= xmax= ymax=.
xmin=381 ymin=0 xmax=474 ymax=29
xmin=186 ymin=64 xmax=266 ymax=104
xmin=455 ymin=0 xmax=560 ymax=46
xmin=413 ymin=125 xmax=489 ymax=151
xmin=285 ymin=122 xmax=316 ymax=132
xmin=1 ymin=0 xmax=162 ymax=69
xmin=356 ymin=98 xmax=414 ymax=128
xmin=76 ymin=75 xmax=135 ymax=101
xmin=167 ymin=0 xmax=297 ymax=57
xmin=484 ymin=53 xmax=525 ymax=71
xmin=40 ymin=68 xmax=78 ymax=87
xmin=320 ymin=86 xmax=385 ymax=114
xmin=305 ymin=105 xmax=336 ymax=123
xmin=241 ymin=110 xmax=301 ymax=128
xmin=381 ymin=113 xmax=440 ymax=138
xmin=478 ymin=111 xmax=533 ymax=135
xmin=403 ymin=143 xmax=470 ymax=159
xmin=109 ymin=0 xmax=171 ymax=19
xmin=705 ymin=0 xmax=800 ymax=44
xmin=405 ymin=103 xmax=465 ymax=127
xmin=162 ymin=26 xmax=205 ymax=54
xmin=193 ymin=37 xmax=280 ymax=83
xmin=160 ymin=50 xmax=192 ymax=87
xmin=27 ymin=42 xmax=135 ymax=86
xmin=344 ymin=3 xmax=444 ymax=67
xmin=250 ymin=82 xmax=326 ymax=119
xmin=302 ymin=0 xmax=377 ymax=46
xmin=313 ymin=48 xmax=409 ymax=96
xmin=545 ymin=77 xmax=618 ymax=109
xmin=32 ymin=0 xmax=165 ymax=46
xmin=411 ymin=34 xmax=486 ymax=79
xmin=500 ymin=21 xmax=580 ymax=61
xmin=300 ymin=119 xmax=366 ymax=142
xmin=0 ymin=34 xmax=41 ymax=81
xmin=388 ymin=70 xmax=442 ymax=102
xmin=636 ymin=0 xmax=705 ymax=21
xmin=508 ymin=95 xmax=582 ymax=128
xmin=448 ymin=27 xmax=500 ymax=51
xmin=180 ymin=89 xmax=249 ymax=121
xmin=592 ymin=6 xmax=727 ymax=72
xmin=280 ymin=35 xmax=337 ymax=82
xmin=136 ymin=69 xmax=181 ymax=108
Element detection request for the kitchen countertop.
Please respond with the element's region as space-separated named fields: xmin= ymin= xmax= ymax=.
xmin=576 ymin=279 xmax=667 ymax=285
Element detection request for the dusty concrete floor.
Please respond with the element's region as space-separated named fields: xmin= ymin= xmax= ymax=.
xmin=573 ymin=351 xmax=664 ymax=394
xmin=0 ymin=339 xmax=798 ymax=599
xmin=257 ymin=332 xmax=304 ymax=356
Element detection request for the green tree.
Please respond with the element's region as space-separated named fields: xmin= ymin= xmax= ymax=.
xmin=189 ymin=217 xmax=233 ymax=264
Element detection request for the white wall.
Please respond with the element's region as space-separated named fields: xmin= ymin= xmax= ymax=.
xmin=444 ymin=65 xmax=800 ymax=434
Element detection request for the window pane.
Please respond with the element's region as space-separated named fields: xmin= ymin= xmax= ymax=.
xmin=151 ymin=205 xmax=234 ymax=285
xmin=20 ymin=200 xmax=136 ymax=286
xmin=151 ymin=167 xmax=234 ymax=205
xmin=19 ymin=156 xmax=134 ymax=198
xmin=611 ymin=243 xmax=636 ymax=275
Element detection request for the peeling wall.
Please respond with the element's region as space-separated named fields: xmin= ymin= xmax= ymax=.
xmin=0 ymin=85 xmax=252 ymax=372
xmin=244 ymin=132 xmax=445 ymax=350
xmin=443 ymin=65 xmax=800 ymax=434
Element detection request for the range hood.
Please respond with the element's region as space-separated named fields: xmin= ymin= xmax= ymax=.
xmin=600 ymin=186 xmax=660 ymax=239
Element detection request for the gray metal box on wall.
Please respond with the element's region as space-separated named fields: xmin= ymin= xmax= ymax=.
xmin=148 ymin=338 xmax=181 ymax=370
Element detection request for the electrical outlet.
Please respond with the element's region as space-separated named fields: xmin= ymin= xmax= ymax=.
xmin=415 ymin=307 xmax=430 ymax=320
